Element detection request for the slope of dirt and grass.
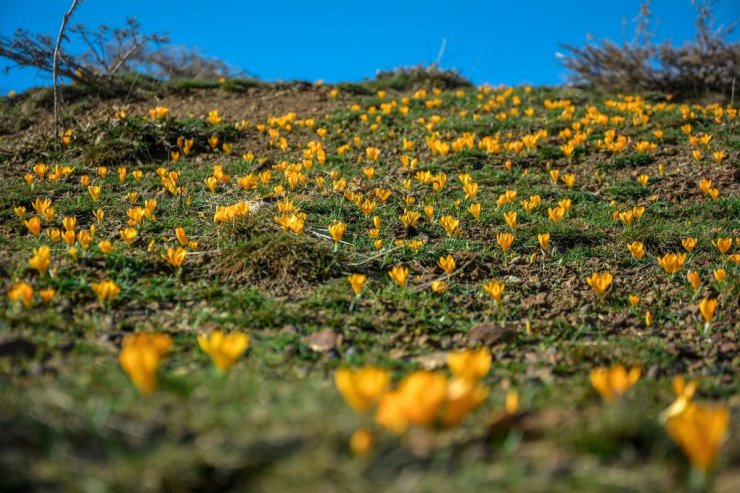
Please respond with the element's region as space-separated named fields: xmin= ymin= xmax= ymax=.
xmin=0 ymin=77 xmax=738 ymax=492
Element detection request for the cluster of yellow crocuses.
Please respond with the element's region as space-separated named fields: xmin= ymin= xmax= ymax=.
xmin=590 ymin=365 xmax=729 ymax=474
xmin=6 ymin=85 xmax=736 ymax=481
xmin=336 ymin=350 xmax=494 ymax=447
xmin=119 ymin=329 xmax=249 ymax=394
xmin=335 ymin=357 xmax=730 ymax=473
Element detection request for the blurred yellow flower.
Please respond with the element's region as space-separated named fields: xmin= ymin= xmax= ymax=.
xmin=197 ymin=329 xmax=250 ymax=372
xmin=388 ymin=265 xmax=409 ymax=288
xmin=586 ymin=272 xmax=613 ymax=296
xmin=335 ymin=366 xmax=390 ymax=413
xmin=590 ymin=365 xmax=640 ymax=402
xmin=665 ymin=403 xmax=730 ymax=473
xmin=347 ymin=273 xmax=367 ymax=296
xmin=447 ymin=349 xmax=491 ymax=382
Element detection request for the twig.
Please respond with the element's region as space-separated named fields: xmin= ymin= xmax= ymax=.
xmin=731 ymin=76 xmax=736 ymax=109
xmin=53 ymin=0 xmax=82 ymax=149
xmin=408 ymin=255 xmax=479 ymax=294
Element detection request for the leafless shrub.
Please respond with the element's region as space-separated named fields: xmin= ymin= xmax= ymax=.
xmin=560 ymin=1 xmax=739 ymax=97
xmin=0 ymin=17 xmax=243 ymax=94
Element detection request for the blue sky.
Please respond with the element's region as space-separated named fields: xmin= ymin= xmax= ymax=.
xmin=1 ymin=0 xmax=738 ymax=92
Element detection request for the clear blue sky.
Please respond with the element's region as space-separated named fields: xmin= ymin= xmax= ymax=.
xmin=1 ymin=0 xmax=738 ymax=92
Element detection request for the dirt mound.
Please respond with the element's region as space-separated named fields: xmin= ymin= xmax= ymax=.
xmin=210 ymin=232 xmax=345 ymax=296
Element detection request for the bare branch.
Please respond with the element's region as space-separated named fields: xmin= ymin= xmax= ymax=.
xmin=54 ymin=0 xmax=82 ymax=148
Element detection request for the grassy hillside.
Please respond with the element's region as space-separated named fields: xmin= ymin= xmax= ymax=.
xmin=0 ymin=80 xmax=738 ymax=492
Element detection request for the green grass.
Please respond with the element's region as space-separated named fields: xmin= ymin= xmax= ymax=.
xmin=0 ymin=82 xmax=738 ymax=492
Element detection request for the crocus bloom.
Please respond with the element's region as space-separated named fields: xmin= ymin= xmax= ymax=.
xmin=335 ymin=366 xmax=390 ymax=413
xmin=713 ymin=237 xmax=732 ymax=254
xmin=447 ymin=349 xmax=491 ymax=382
xmin=682 ymin=237 xmax=697 ymax=252
xmin=388 ymin=266 xmax=409 ymax=288
xmin=589 ymin=365 xmax=640 ymax=402
xmin=120 ymin=228 xmax=138 ymax=245
xmin=503 ymin=211 xmax=517 ymax=229
xmin=469 ymin=202 xmax=481 ymax=220
xmin=175 ymin=227 xmax=188 ymax=245
xmin=586 ymin=272 xmax=613 ymax=296
xmin=548 ymin=206 xmax=564 ymax=223
xmin=442 ymin=377 xmax=488 ymax=427
xmin=698 ymin=298 xmax=717 ymax=324
xmin=440 ymin=215 xmax=459 ymax=237
xmin=38 ymin=288 xmax=55 ymax=303
xmin=28 ymin=245 xmax=51 ymax=275
xmin=161 ymin=247 xmax=187 ymax=268
xmin=393 ymin=371 xmax=447 ymax=427
xmin=25 ymin=217 xmax=41 ymax=235
xmin=91 ymin=279 xmax=121 ymax=306
xmin=437 ymin=255 xmax=455 ymax=274
xmin=197 ymin=330 xmax=250 ymax=372
xmin=538 ymin=233 xmax=550 ymax=250
xmin=347 ymin=273 xmax=367 ymax=295
xmin=658 ymin=253 xmax=686 ymax=274
xmin=88 ymin=185 xmax=101 ymax=202
xmin=627 ymin=241 xmax=645 ymax=259
xmin=119 ymin=333 xmax=172 ymax=395
xmin=660 ymin=376 xmax=698 ymax=423
xmin=328 ymin=222 xmax=347 ymax=243
xmin=665 ymin=403 xmax=730 ymax=473
xmin=431 ymin=280 xmax=447 ymax=294
xmin=8 ymin=282 xmax=34 ymax=308
xmin=496 ymin=232 xmax=514 ymax=253
xmin=687 ymin=271 xmax=701 ymax=291
xmin=483 ymin=280 xmax=505 ymax=302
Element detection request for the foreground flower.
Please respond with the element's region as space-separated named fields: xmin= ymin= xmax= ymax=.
xmin=335 ymin=366 xmax=391 ymax=413
xmin=503 ymin=211 xmax=517 ymax=229
xmin=496 ymin=232 xmax=514 ymax=253
xmin=437 ymin=255 xmax=455 ymax=275
xmin=347 ymin=273 xmax=367 ymax=296
xmin=161 ymin=246 xmax=187 ymax=269
xmin=590 ymin=364 xmax=640 ymax=402
xmin=586 ymin=272 xmax=613 ymax=296
xmin=482 ymin=280 xmax=505 ymax=302
xmin=120 ymin=228 xmax=138 ymax=245
xmin=328 ymin=221 xmax=347 ymax=244
xmin=375 ymin=371 xmax=487 ymax=432
xmin=431 ymin=280 xmax=447 ymax=294
xmin=713 ymin=237 xmax=731 ymax=254
xmin=388 ymin=265 xmax=409 ymax=288
xmin=698 ymin=298 xmax=717 ymax=326
xmin=538 ymin=233 xmax=550 ymax=250
xmin=376 ymin=371 xmax=446 ymax=431
xmin=627 ymin=241 xmax=645 ymax=259
xmin=687 ymin=271 xmax=701 ymax=291
xmin=665 ymin=402 xmax=730 ymax=473
xmin=660 ymin=376 xmax=698 ymax=423
xmin=28 ymin=245 xmax=51 ymax=275
xmin=91 ymin=279 xmax=121 ymax=306
xmin=447 ymin=349 xmax=491 ymax=382
xmin=682 ymin=237 xmax=697 ymax=252
xmin=25 ymin=217 xmax=41 ymax=235
xmin=119 ymin=333 xmax=172 ymax=395
xmin=658 ymin=252 xmax=686 ymax=275
xmin=197 ymin=329 xmax=250 ymax=372
xmin=8 ymin=282 xmax=34 ymax=308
